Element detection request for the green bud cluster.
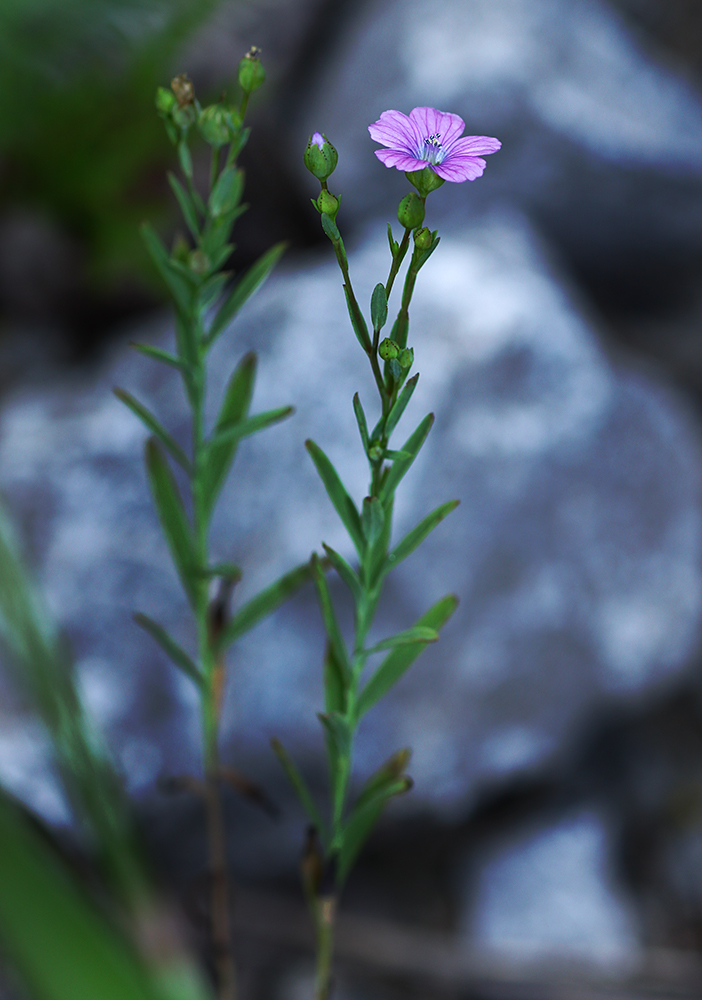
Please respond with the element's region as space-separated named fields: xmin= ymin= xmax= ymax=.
xmin=379 ymin=338 xmax=399 ymax=361
xmin=198 ymin=104 xmax=241 ymax=147
xmin=414 ymin=227 xmax=433 ymax=251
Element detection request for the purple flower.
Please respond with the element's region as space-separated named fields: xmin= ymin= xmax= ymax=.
xmin=368 ymin=107 xmax=501 ymax=182
xmin=310 ymin=131 xmax=325 ymax=149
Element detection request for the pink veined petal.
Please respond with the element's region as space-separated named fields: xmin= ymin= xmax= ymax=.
xmin=409 ymin=106 xmax=465 ymax=147
xmin=433 ymin=155 xmax=487 ymax=182
xmin=375 ymin=148 xmax=428 ymax=172
xmin=368 ymin=110 xmax=421 ymax=154
xmin=445 ymin=134 xmax=502 ymax=156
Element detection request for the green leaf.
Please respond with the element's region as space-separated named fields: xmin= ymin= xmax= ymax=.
xmin=130 ymin=342 xmax=188 ymax=373
xmin=388 ymin=310 xmax=409 ymax=351
xmin=336 ymin=777 xmax=412 ymax=886
xmin=384 ymin=373 xmax=419 ymax=438
xmin=177 ymin=139 xmax=193 ymax=180
xmin=321 ymin=213 xmax=340 ymax=241
xmin=370 ymin=283 xmax=388 ymax=332
xmin=366 ymin=625 xmax=438 ymax=655
xmin=270 ymin=738 xmax=326 ymax=842
xmin=317 ymin=710 xmax=351 ymax=760
xmin=0 ymin=794 xmax=162 ymax=1000
xmin=202 ymin=352 xmax=256 ymax=512
xmin=387 ymin=222 xmax=399 ymax=257
xmin=379 ymin=413 xmax=434 ymax=504
xmin=207 ymin=242 xmax=287 ymax=345
xmin=144 ymin=439 xmax=197 ymax=608
xmin=323 ymin=641 xmax=346 ymax=714
xmin=321 ymin=543 xmax=361 ymax=603
xmin=311 ymin=554 xmax=351 ymax=680
xmin=167 ymin=171 xmax=200 ymax=240
xmin=217 ymin=561 xmax=312 ymax=651
xmin=206 ymin=406 xmax=293 ymax=451
xmin=305 ymin=440 xmax=364 ymax=556
xmin=352 ymin=393 xmax=369 ymax=453
xmin=114 ymin=389 xmax=191 ymax=474
xmin=343 ymin=284 xmax=371 ymax=351
xmin=361 ymin=496 xmax=385 ymax=549
xmin=386 ymin=500 xmax=460 ymax=574
xmin=356 ymin=594 xmax=458 ymax=719
xmin=141 ymin=222 xmax=192 ymax=314
xmin=209 ymin=165 xmax=244 ymax=218
xmin=200 ymin=271 xmax=232 ymax=309
xmin=133 ymin=613 xmax=202 ymax=690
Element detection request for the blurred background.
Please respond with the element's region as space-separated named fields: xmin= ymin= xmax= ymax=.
xmin=5 ymin=0 xmax=702 ymax=997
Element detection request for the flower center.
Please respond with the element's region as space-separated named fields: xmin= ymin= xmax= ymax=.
xmin=421 ymin=132 xmax=445 ymax=165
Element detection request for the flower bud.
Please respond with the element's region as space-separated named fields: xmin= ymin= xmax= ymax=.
xmin=198 ymin=104 xmax=239 ymax=146
xmin=405 ymin=166 xmax=445 ymax=198
xmin=238 ymin=47 xmax=266 ymax=94
xmin=156 ymin=86 xmax=177 ymax=118
xmin=399 ymin=347 xmax=414 ymax=370
xmin=414 ymin=227 xmax=432 ymax=251
xmin=304 ymin=132 xmax=338 ymax=181
xmin=368 ymin=443 xmax=384 ymax=462
xmin=188 ymin=249 xmax=210 ymax=275
xmin=397 ymin=192 xmax=425 ymax=229
xmin=315 ymin=188 xmax=339 ymax=219
xmin=171 ymin=73 xmax=194 ymax=107
xmin=379 ymin=338 xmax=399 ymax=361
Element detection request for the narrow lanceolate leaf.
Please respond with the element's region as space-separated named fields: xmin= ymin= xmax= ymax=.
xmin=114 ymin=389 xmax=191 ymax=473
xmin=355 ymin=594 xmax=458 ymax=720
xmin=317 ymin=711 xmax=351 ymax=760
xmin=361 ymin=496 xmax=385 ymax=549
xmin=270 ymin=738 xmax=327 ymax=842
xmin=323 ymin=641 xmax=347 ymax=714
xmin=207 ymin=242 xmax=287 ymax=345
xmin=305 ymin=440 xmax=364 ymax=556
xmin=0 ymin=793 xmax=162 ymax=1000
xmin=202 ymin=352 xmax=256 ymax=512
xmin=336 ymin=777 xmax=412 ymax=887
xmin=379 ymin=413 xmax=434 ymax=504
xmin=321 ymin=543 xmax=361 ymax=603
xmin=216 ymin=561 xmax=312 ymax=651
xmin=385 ymin=500 xmax=460 ymax=575
xmin=167 ymin=171 xmax=200 ymax=240
xmin=133 ymin=613 xmax=202 ymax=690
xmin=372 ymin=373 xmax=419 ymax=442
xmin=206 ymin=406 xmax=293 ymax=451
xmin=208 ymin=165 xmax=244 ymax=218
xmin=366 ymin=625 xmax=438 ymax=655
xmin=343 ymin=284 xmax=371 ymax=351
xmin=140 ymin=222 xmax=192 ymax=314
xmin=311 ymin=554 xmax=351 ymax=680
xmin=352 ymin=393 xmax=369 ymax=453
xmin=370 ymin=282 xmax=388 ymax=333
xmin=144 ymin=439 xmax=197 ymax=607
xmin=130 ymin=342 xmax=188 ymax=373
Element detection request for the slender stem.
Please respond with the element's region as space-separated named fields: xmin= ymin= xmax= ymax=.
xmin=385 ymin=226 xmax=411 ymax=299
xmin=314 ymin=895 xmax=337 ymax=1000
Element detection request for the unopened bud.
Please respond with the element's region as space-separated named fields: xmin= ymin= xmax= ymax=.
xmin=406 ymin=165 xmax=445 ymax=198
xmin=171 ymin=73 xmax=194 ymax=108
xmin=238 ymin=47 xmax=266 ymax=94
xmin=316 ymin=188 xmax=339 ymax=219
xmin=198 ymin=104 xmax=239 ymax=146
xmin=305 ymin=132 xmax=338 ymax=181
xmin=397 ymin=192 xmax=425 ymax=230
xmin=368 ymin=443 xmax=384 ymax=462
xmin=399 ymin=347 xmax=414 ymax=370
xmin=379 ymin=338 xmax=399 ymax=361
xmin=414 ymin=227 xmax=432 ymax=251
xmin=156 ymin=87 xmax=177 ymax=118
xmin=188 ymin=249 xmax=210 ymax=275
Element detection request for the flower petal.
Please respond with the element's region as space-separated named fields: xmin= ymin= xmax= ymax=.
xmin=433 ymin=155 xmax=487 ymax=182
xmin=409 ymin=106 xmax=465 ymax=147
xmin=368 ymin=110 xmax=422 ymax=154
xmin=446 ymin=134 xmax=502 ymax=156
xmin=375 ymin=148 xmax=427 ymax=172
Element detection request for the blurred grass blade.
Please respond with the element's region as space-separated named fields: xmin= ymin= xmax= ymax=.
xmin=216 ymin=561 xmax=312 ymax=651
xmin=207 ymin=242 xmax=287 ymax=345
xmin=305 ymin=440 xmax=364 ymax=556
xmin=337 ymin=778 xmax=411 ymax=887
xmin=134 ymin=613 xmax=203 ymax=690
xmin=311 ymin=554 xmax=351 ymax=680
xmin=141 ymin=222 xmax=192 ymax=314
xmin=270 ymin=738 xmax=326 ymax=843
xmin=373 ymin=373 xmax=418 ymax=441
xmin=386 ymin=500 xmax=459 ymax=574
xmin=0 ymin=792 xmax=160 ymax=1000
xmin=352 ymin=393 xmax=369 ymax=453
xmin=366 ymin=625 xmax=438 ymax=655
xmin=115 ymin=389 xmax=191 ymax=473
xmin=323 ymin=641 xmax=346 ymax=714
xmin=206 ymin=406 xmax=293 ymax=451
xmin=144 ymin=439 xmax=197 ymax=607
xmin=202 ymin=352 xmax=256 ymax=512
xmin=321 ymin=543 xmax=361 ymax=603
xmin=130 ymin=343 xmax=188 ymax=373
xmin=355 ymin=595 xmax=458 ymax=719
xmin=379 ymin=412 xmax=434 ymax=503
xmin=354 ymin=749 xmax=411 ymax=812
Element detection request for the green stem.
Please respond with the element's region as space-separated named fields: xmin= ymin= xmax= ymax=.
xmin=314 ymin=896 xmax=336 ymax=1000
xmin=385 ymin=226 xmax=411 ymax=299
